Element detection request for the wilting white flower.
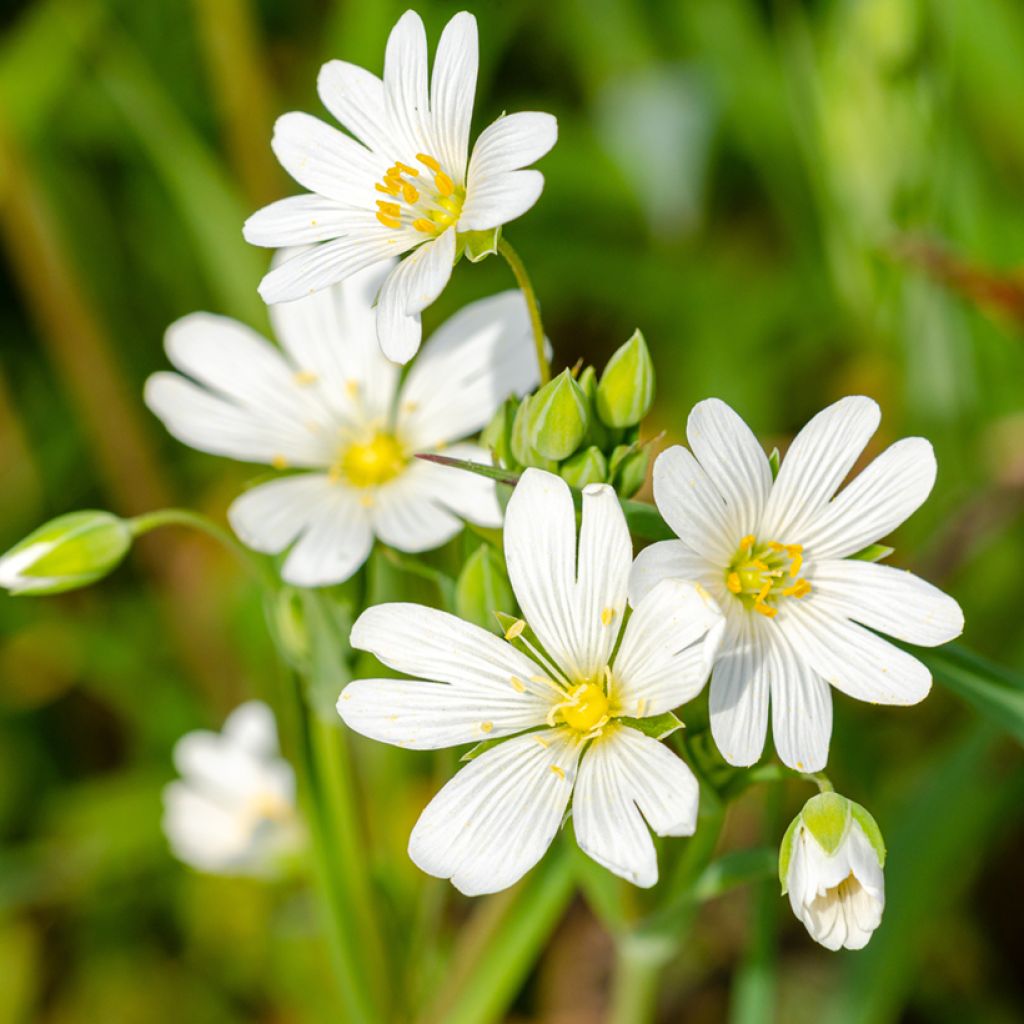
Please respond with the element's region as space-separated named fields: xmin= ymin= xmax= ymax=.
xmin=243 ymin=10 xmax=557 ymax=363
xmin=163 ymin=701 xmax=303 ymax=877
xmin=630 ymin=396 xmax=964 ymax=772
xmin=338 ymin=469 xmax=724 ymax=895
xmin=780 ymin=792 xmax=885 ymax=951
xmin=145 ymin=260 xmax=539 ymax=587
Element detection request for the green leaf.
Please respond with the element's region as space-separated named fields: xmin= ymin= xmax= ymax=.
xmin=620 ymin=500 xmax=675 ymax=540
xmin=460 ymin=734 xmax=516 ymax=763
xmin=618 ymin=711 xmax=684 ymax=740
xmin=768 ymin=447 xmax=781 ymax=479
xmin=693 ymin=847 xmax=778 ymax=901
xmin=414 ymin=453 xmax=520 ymax=487
xmin=455 ymin=545 xmax=514 ymax=633
xmin=848 ymin=543 xmax=894 ymax=562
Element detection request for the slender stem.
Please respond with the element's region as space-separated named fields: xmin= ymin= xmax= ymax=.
xmin=802 ymin=771 xmax=834 ymax=793
xmin=498 ymin=237 xmax=550 ymax=386
xmin=129 ymin=507 xmax=276 ymax=588
xmin=609 ymin=934 xmax=675 ymax=1024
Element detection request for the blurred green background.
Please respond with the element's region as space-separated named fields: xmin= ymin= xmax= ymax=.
xmin=1 ymin=0 xmax=1023 ymax=1021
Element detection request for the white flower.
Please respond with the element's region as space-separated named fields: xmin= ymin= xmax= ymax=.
xmin=630 ymin=396 xmax=964 ymax=772
xmin=162 ymin=701 xmax=303 ymax=877
xmin=780 ymin=793 xmax=885 ymax=951
xmin=337 ymin=469 xmax=724 ymax=895
xmin=243 ymin=10 xmax=558 ymax=363
xmin=145 ymin=260 xmax=540 ymax=587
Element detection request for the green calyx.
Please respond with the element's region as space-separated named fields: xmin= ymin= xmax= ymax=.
xmin=527 ymin=369 xmax=589 ymax=460
xmin=596 ymin=329 xmax=655 ymax=429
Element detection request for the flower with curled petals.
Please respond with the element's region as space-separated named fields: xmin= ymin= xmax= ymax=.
xmin=244 ymin=10 xmax=557 ymax=363
xmin=337 ymin=469 xmax=724 ymax=895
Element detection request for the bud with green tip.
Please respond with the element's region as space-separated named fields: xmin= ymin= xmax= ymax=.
xmin=596 ymin=329 xmax=655 ymax=428
xmin=455 ymin=545 xmax=515 ymax=632
xmin=560 ymin=446 xmax=608 ymax=489
xmin=577 ymin=365 xmax=614 ymax=450
xmin=526 ymin=369 xmax=588 ymax=461
xmin=0 ymin=511 xmax=133 ymax=595
xmin=509 ymin=397 xmax=557 ymax=471
xmin=481 ymin=397 xmax=520 ymax=470
xmin=779 ymin=792 xmax=885 ymax=951
xmin=609 ymin=444 xmax=649 ymax=498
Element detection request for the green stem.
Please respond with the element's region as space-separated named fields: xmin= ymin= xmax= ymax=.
xmin=498 ymin=237 xmax=550 ymax=386
xmin=129 ymin=506 xmax=276 ymax=588
xmin=609 ymin=933 xmax=676 ymax=1024
xmin=802 ymin=771 xmax=834 ymax=793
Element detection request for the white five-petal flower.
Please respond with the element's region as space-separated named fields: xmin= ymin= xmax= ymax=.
xmin=145 ymin=260 xmax=540 ymax=587
xmin=337 ymin=469 xmax=724 ymax=895
xmin=162 ymin=701 xmax=303 ymax=877
xmin=244 ymin=10 xmax=558 ymax=363
xmin=630 ymin=396 xmax=964 ymax=773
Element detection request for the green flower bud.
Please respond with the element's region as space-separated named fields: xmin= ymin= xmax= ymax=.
xmin=481 ymin=397 xmax=519 ymax=469
xmin=577 ymin=366 xmax=614 ymax=450
xmin=0 ymin=511 xmax=133 ymax=595
xmin=609 ymin=444 xmax=650 ymax=498
xmin=455 ymin=545 xmax=515 ymax=632
xmin=527 ymin=369 xmax=589 ymax=460
xmin=596 ymin=329 xmax=655 ymax=428
xmin=560 ymin=447 xmax=609 ymax=489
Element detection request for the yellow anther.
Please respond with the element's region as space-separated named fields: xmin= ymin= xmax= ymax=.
xmin=293 ymin=370 xmax=318 ymax=386
xmin=533 ymin=734 xmax=549 ymax=748
xmin=751 ymin=559 xmax=770 ymax=572
xmin=271 ymin=454 xmax=288 ymax=470
xmin=600 ymin=607 xmax=616 ymax=627
xmin=754 ymin=603 xmax=778 ymax=618
xmin=727 ymin=572 xmax=742 ymax=594
xmin=480 ymin=721 xmax=494 ymax=733
xmin=504 ymin=619 xmax=526 ymax=641
xmin=394 ymin=161 xmax=419 ymax=177
xmin=756 ymin=581 xmax=772 ymax=604
xmin=417 ymin=152 xmax=441 ymax=172
xmin=434 ymin=171 xmax=455 ymax=196
xmin=401 ymin=183 xmax=419 ymax=203
xmin=788 ymin=552 xmax=804 ymax=577
xmin=768 ymin=541 xmax=785 ymax=552
xmin=560 ymin=683 xmax=609 ymax=734
xmin=636 ymin=698 xmax=647 ymax=717
xmin=739 ymin=535 xmax=756 ymax=549
xmin=550 ymin=765 xmax=566 ymax=779
xmin=509 ymin=676 xmax=526 ymax=693
xmin=359 ymin=494 xmax=375 ymax=508
xmin=375 ymin=211 xmax=401 ymax=229
xmin=376 ymin=200 xmax=401 ymax=216
xmin=344 ymin=379 xmax=360 ymax=397
xmin=412 ymin=218 xmax=438 ymax=234
xmin=375 ymin=181 xmax=399 ymax=196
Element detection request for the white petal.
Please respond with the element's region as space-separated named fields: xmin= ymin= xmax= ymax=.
xmin=781 ymin=600 xmax=932 ymax=705
xmin=398 ymin=290 xmax=539 ymax=448
xmin=430 ymin=12 xmax=478 ymax=180
xmin=460 ymin=168 xmax=545 ymax=232
xmin=163 ymin=781 xmax=251 ymax=872
xmin=268 ymin=258 xmax=399 ymax=425
xmin=767 ymin=628 xmax=832 ymax=772
xmin=761 ymin=396 xmax=880 ymax=541
xmin=350 ymin=602 xmax=557 ymax=706
xmin=801 ymin=438 xmax=937 ymax=560
xmin=573 ymin=724 xmax=699 ymax=888
xmin=243 ymin=194 xmax=369 ymax=246
xmin=687 ymin=398 xmax=772 ymax=538
xmin=652 ymin=445 xmax=736 ymax=564
xmin=408 ymin=728 xmax=581 ymax=896
xmin=383 ymin=10 xmax=430 ymax=157
xmin=467 ymin=112 xmax=558 ymax=181
xmin=317 ymin=60 xmax=392 ymax=154
xmin=809 ymin=559 xmax=963 ymax=647
xmin=337 ymin=676 xmax=550 ymax=749
xmin=369 ymin=466 xmax=464 ymax=552
xmin=228 ymin=474 xmax=333 ymax=553
xmin=258 ymin=233 xmax=409 ymax=304
xmin=376 ymin=231 xmax=455 ymax=363
xmin=612 ymin=579 xmax=723 ymax=717
xmin=222 ymin=701 xmax=280 ymax=758
xmin=271 ymin=111 xmax=386 ymax=204
xmin=505 ymin=471 xmax=632 ymax=681
xmin=393 ymin=444 xmax=502 ymax=529
xmin=627 ymin=540 xmax=716 ymax=607
xmin=709 ymin=611 xmax=770 ymax=766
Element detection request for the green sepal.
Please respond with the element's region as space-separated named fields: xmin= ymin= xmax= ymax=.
xmin=455 ymin=545 xmax=515 ymax=633
xmin=460 ymin=734 xmax=511 ymax=762
xmin=768 ymin=447 xmax=781 ymax=479
xmin=849 ymin=800 xmax=886 ymax=866
xmin=778 ymin=813 xmax=801 ymax=893
xmin=799 ymin=792 xmax=852 ymax=855
xmin=461 ymin=226 xmax=501 ymax=263
xmin=481 ymin=397 xmax=520 ymax=469
xmin=560 ymin=446 xmax=608 ymax=489
xmin=527 ymin=369 xmax=589 ymax=460
xmin=610 ymin=446 xmax=650 ymax=498
xmin=849 ymin=543 xmax=894 ymax=563
xmin=618 ymin=710 xmax=684 ymax=740
xmin=578 ymin=366 xmax=613 ymax=450
xmin=596 ymin=328 xmax=655 ymax=428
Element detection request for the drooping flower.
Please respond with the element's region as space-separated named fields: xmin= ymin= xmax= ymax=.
xmin=779 ymin=792 xmax=885 ymax=951
xmin=630 ymin=396 xmax=964 ymax=772
xmin=162 ymin=701 xmax=303 ymax=877
xmin=145 ymin=260 xmax=540 ymax=587
xmin=244 ymin=10 xmax=558 ymax=363
xmin=337 ymin=469 xmax=724 ymax=895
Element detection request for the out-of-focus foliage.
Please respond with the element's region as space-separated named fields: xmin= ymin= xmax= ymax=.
xmin=1 ymin=0 xmax=1022 ymax=1021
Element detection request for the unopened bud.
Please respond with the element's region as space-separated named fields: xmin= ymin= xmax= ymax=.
xmin=527 ymin=369 xmax=588 ymax=460
xmin=455 ymin=545 xmax=515 ymax=632
xmin=481 ymin=397 xmax=519 ymax=469
xmin=0 ymin=511 xmax=133 ymax=595
xmin=609 ymin=444 xmax=649 ymax=498
xmin=560 ymin=447 xmax=608 ymax=489
xmin=596 ymin=329 xmax=655 ymax=428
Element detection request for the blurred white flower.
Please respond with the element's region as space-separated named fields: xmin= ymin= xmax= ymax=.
xmin=338 ymin=469 xmax=723 ymax=895
xmin=244 ymin=10 xmax=558 ymax=363
xmin=163 ymin=701 xmax=303 ymax=877
xmin=145 ymin=260 xmax=540 ymax=587
xmin=780 ymin=792 xmax=885 ymax=951
xmin=630 ymin=396 xmax=964 ymax=772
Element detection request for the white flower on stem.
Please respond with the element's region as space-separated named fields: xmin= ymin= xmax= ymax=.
xmin=630 ymin=396 xmax=964 ymax=772
xmin=244 ymin=9 xmax=558 ymax=363
xmin=780 ymin=792 xmax=886 ymax=951
xmin=337 ymin=468 xmax=724 ymax=896
xmin=163 ymin=701 xmax=303 ymax=877
xmin=145 ymin=260 xmax=540 ymax=587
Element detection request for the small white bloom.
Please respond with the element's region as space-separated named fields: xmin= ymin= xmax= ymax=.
xmin=145 ymin=260 xmax=540 ymax=587
xmin=163 ymin=701 xmax=303 ymax=877
xmin=337 ymin=468 xmax=724 ymax=895
xmin=780 ymin=792 xmax=885 ymax=951
xmin=243 ymin=10 xmax=558 ymax=362
xmin=630 ymin=396 xmax=964 ymax=772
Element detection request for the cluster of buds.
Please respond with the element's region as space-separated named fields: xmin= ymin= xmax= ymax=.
xmin=481 ymin=329 xmax=656 ymax=497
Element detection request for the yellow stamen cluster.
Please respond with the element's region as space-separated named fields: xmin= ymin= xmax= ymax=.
xmin=554 ymin=679 xmax=610 ymax=735
xmin=332 ymin=432 xmax=406 ymax=489
xmin=374 ymin=153 xmax=464 ymax=234
xmin=726 ymin=535 xmax=811 ymax=619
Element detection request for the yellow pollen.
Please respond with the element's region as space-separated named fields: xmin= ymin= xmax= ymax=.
xmin=560 ymin=683 xmax=610 ymax=733
xmin=374 ymin=152 xmax=464 ymax=235
xmin=600 ymin=607 xmax=616 ymax=626
xmin=375 ymin=212 xmax=401 ymax=229
xmin=394 ymin=161 xmax=419 ymax=177
xmin=334 ymin=432 xmax=406 ymax=488
xmin=726 ymin=534 xmax=810 ymax=620
xmin=549 ymin=765 xmax=565 ymax=779
xmin=434 ymin=171 xmax=455 ymax=196
xmin=344 ymin=379 xmax=360 ymax=397
xmin=271 ymin=454 xmax=288 ymax=470
xmin=376 ymin=181 xmax=399 ymax=196
xmin=293 ymin=370 xmax=318 ymax=386
xmin=727 ymin=572 xmax=742 ymax=594
xmin=376 ymin=199 xmax=401 ymax=217
xmin=412 ymin=218 xmax=437 ymax=234
xmin=504 ymin=619 xmax=526 ymax=641
xmin=739 ymin=535 xmax=756 ymax=549
xmin=480 ymin=721 xmax=494 ymax=733
xmin=417 ymin=152 xmax=441 ymax=172
xmin=510 ymin=676 xmax=526 ymax=693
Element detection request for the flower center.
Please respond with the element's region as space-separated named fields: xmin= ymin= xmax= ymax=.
xmin=559 ymin=682 xmax=610 ymax=734
xmin=725 ymin=535 xmax=811 ymax=619
xmin=333 ymin=432 xmax=406 ymax=488
xmin=374 ymin=153 xmax=465 ymax=236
